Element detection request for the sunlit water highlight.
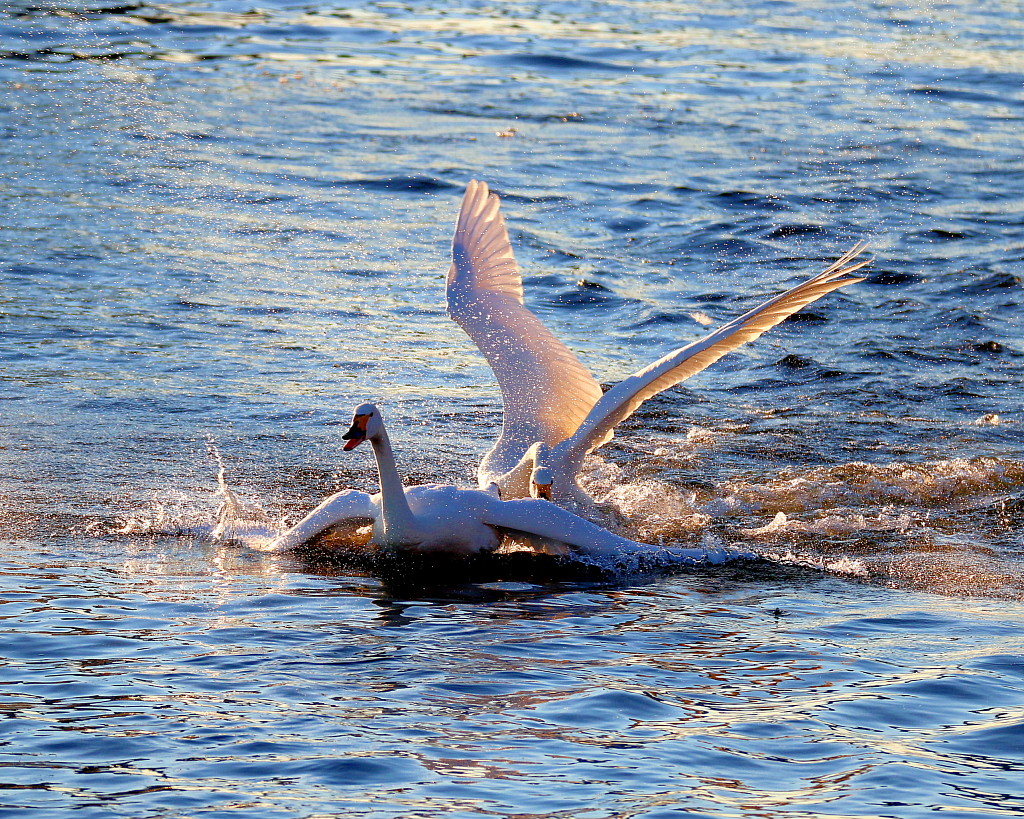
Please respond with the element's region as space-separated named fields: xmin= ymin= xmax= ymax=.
xmin=2 ymin=1 xmax=1023 ymax=817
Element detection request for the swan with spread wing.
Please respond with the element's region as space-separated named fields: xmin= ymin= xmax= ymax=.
xmin=448 ymin=180 xmax=868 ymax=513
xmin=264 ymin=403 xmax=726 ymax=563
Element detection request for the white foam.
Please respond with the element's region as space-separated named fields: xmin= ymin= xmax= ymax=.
xmin=716 ymin=456 xmax=1024 ymax=512
xmin=740 ymin=509 xmax=920 ymax=538
xmin=574 ymin=449 xmax=1024 ymax=596
xmin=759 ymin=547 xmax=871 ymax=578
xmin=583 ymin=462 xmax=712 ymax=544
xmin=579 ymin=453 xmax=1023 ymax=542
xmin=684 ymin=425 xmax=719 ymax=447
xmin=106 ymin=498 xmax=283 ymax=549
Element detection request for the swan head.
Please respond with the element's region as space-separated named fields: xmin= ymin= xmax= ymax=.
xmin=342 ymin=403 xmax=382 ymax=451
xmin=531 ymin=466 xmax=554 ymax=501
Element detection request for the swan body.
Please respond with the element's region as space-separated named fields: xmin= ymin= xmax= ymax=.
xmin=265 ymin=404 xmax=723 ymax=563
xmin=448 ymin=180 xmax=868 ymax=512
xmin=274 ymin=484 xmax=505 ymax=554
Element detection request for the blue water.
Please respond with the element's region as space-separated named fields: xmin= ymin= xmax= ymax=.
xmin=2 ymin=1 xmax=1023 ymax=816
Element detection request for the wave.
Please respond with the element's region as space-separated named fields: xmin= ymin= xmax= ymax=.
xmin=579 ymin=446 xmax=1024 ymax=597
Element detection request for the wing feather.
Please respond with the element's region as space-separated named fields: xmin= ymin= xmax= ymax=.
xmin=264 ymin=490 xmax=376 ymax=552
xmin=555 ymin=244 xmax=870 ymax=469
xmin=447 ymin=180 xmax=605 ymax=483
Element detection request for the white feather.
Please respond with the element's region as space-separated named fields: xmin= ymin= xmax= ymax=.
xmin=553 ymin=243 xmax=870 ymax=480
xmin=264 ymin=404 xmax=723 ymax=564
xmin=447 ymin=180 xmax=869 ymax=509
xmin=447 ymin=180 xmax=605 ymax=487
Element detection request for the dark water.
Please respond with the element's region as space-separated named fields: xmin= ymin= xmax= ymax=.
xmin=2 ymin=1 xmax=1023 ymax=816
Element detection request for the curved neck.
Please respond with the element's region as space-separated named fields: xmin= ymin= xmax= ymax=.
xmin=497 ymin=441 xmax=550 ymax=500
xmin=368 ymin=425 xmax=417 ymax=542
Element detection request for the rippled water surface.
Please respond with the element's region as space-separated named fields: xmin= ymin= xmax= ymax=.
xmin=2 ymin=1 xmax=1023 ymax=816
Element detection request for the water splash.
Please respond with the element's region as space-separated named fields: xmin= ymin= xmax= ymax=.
xmin=89 ymin=444 xmax=282 ymax=548
xmin=740 ymin=510 xmax=920 ymax=537
xmin=716 ymin=456 xmax=1024 ymax=513
xmin=84 ymin=437 xmax=1023 ymax=595
xmin=577 ymin=447 xmax=1024 ymax=597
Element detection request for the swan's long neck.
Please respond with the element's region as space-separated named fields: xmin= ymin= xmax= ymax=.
xmin=497 ymin=441 xmax=550 ymax=500
xmin=368 ymin=424 xmax=417 ymax=543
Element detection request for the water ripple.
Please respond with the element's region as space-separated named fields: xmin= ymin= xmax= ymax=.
xmin=3 ymin=0 xmax=1024 ymax=816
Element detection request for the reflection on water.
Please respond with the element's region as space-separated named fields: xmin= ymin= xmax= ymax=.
xmin=3 ymin=0 xmax=1024 ymax=816
xmin=4 ymin=541 xmax=1024 ymax=817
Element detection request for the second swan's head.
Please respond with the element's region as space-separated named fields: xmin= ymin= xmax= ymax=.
xmin=342 ymin=402 xmax=381 ymax=451
xmin=531 ymin=466 xmax=554 ymax=501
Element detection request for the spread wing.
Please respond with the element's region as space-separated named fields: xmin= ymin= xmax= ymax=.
xmin=554 ymin=243 xmax=870 ymax=471
xmin=447 ymin=180 xmax=605 ymax=483
xmin=479 ymin=496 xmax=693 ymax=560
xmin=262 ymin=489 xmax=376 ymax=552
xmin=480 ymin=496 xmax=751 ymax=563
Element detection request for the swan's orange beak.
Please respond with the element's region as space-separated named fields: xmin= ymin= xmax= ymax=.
xmin=342 ymin=414 xmax=369 ymax=451
xmin=534 ymin=482 xmax=553 ymax=501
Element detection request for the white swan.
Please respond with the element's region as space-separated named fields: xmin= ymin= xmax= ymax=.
xmin=264 ymin=403 xmax=727 ymax=563
xmin=447 ymin=180 xmax=868 ymax=512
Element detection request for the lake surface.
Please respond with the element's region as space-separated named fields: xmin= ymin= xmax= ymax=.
xmin=2 ymin=1 xmax=1023 ymax=816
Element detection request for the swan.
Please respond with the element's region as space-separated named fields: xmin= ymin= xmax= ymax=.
xmin=447 ymin=180 xmax=868 ymax=512
xmin=264 ymin=403 xmax=730 ymax=564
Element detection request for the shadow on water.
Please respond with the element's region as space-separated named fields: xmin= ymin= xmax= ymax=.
xmin=274 ymin=539 xmax=836 ymax=604
xmin=292 ymin=545 xmax=612 ymax=590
